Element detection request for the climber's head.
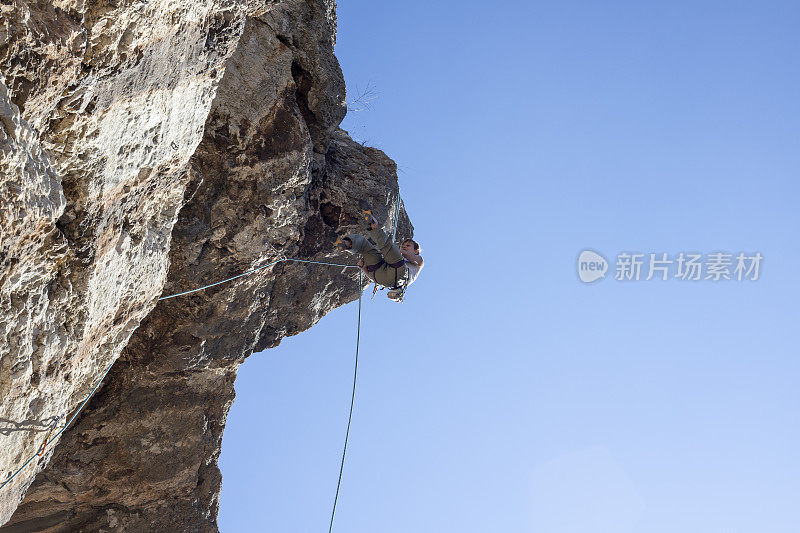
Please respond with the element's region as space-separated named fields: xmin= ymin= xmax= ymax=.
xmin=401 ymin=238 xmax=420 ymax=254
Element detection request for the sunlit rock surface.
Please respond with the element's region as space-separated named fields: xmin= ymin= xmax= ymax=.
xmin=0 ymin=0 xmax=411 ymax=529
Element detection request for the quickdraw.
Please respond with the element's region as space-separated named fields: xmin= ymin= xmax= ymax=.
xmin=37 ymin=416 xmax=61 ymax=457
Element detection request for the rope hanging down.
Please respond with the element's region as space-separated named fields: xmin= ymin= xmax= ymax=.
xmin=328 ymin=270 xmax=362 ymax=533
xmin=0 ymin=255 xmax=361 ymax=493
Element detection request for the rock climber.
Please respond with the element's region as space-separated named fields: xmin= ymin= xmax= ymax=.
xmin=335 ymin=200 xmax=423 ymax=302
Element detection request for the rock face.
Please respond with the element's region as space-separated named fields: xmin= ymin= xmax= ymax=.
xmin=0 ymin=1 xmax=411 ymax=530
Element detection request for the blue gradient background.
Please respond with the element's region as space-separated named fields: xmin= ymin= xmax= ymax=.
xmin=219 ymin=2 xmax=800 ymax=531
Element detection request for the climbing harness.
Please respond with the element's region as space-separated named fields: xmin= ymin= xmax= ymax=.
xmin=363 ymin=257 xmax=406 ymax=302
xmin=363 ymin=258 xmax=404 ymax=273
xmin=365 ymin=257 xmax=405 ymax=286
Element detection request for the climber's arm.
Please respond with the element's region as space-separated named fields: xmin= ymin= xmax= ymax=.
xmin=401 ymin=249 xmax=423 ymax=266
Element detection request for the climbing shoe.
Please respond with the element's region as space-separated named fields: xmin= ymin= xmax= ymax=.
xmin=358 ymin=199 xmax=378 ymax=229
xmin=387 ymin=288 xmax=404 ymax=302
xmin=335 ymin=236 xmax=352 ymax=251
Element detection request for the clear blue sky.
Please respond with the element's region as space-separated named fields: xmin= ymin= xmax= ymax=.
xmin=219 ymin=2 xmax=800 ymax=531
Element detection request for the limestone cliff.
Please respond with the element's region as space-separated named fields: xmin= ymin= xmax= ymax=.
xmin=0 ymin=1 xmax=411 ymax=529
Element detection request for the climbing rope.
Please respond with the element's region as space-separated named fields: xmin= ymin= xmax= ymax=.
xmin=328 ymin=269 xmax=362 ymax=533
xmin=157 ymin=257 xmax=359 ymax=301
xmin=0 ymin=255 xmax=363 ymax=493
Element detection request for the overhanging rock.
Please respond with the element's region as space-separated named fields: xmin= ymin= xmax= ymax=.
xmin=1 ymin=1 xmax=412 ymax=529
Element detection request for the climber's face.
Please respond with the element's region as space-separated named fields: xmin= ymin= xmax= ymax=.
xmin=401 ymin=241 xmax=417 ymax=254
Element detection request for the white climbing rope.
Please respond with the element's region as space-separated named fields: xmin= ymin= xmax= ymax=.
xmin=157 ymin=258 xmax=359 ymax=301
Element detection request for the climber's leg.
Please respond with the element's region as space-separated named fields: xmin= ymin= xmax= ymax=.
xmin=367 ymin=226 xmax=404 ymax=266
xmin=343 ymin=234 xmax=382 ymax=268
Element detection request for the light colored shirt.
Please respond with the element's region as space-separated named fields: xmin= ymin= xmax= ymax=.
xmin=405 ymin=260 xmax=422 ymax=286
